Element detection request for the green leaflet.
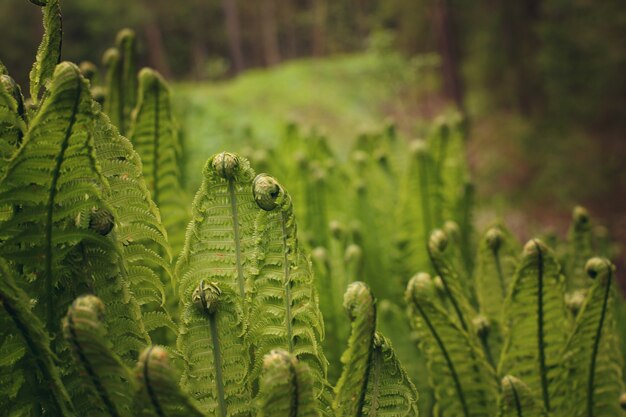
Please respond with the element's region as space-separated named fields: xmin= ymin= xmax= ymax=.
xmin=175 ymin=152 xmax=258 ymax=303
xmin=135 ymin=346 xmax=206 ymax=417
xmin=257 ymin=349 xmax=321 ymax=417
xmin=0 ymin=259 xmax=76 ymax=417
xmin=336 ymin=282 xmax=419 ymax=417
xmin=564 ymin=206 xmax=595 ymax=292
xmin=0 ymin=59 xmax=7 ymax=74
xmin=115 ymin=29 xmax=138 ymax=135
xmin=499 ymin=240 xmax=570 ymax=413
xmin=551 ymin=258 xmax=625 ymax=417
xmin=29 ymin=0 xmax=62 ymax=103
xmin=129 ymin=68 xmax=188 ymax=256
xmin=63 ymin=295 xmax=136 ymax=417
xmin=93 ymin=109 xmax=175 ymax=338
xmin=0 ymin=62 xmax=109 ymax=333
xmin=406 ymin=273 xmax=497 ymax=417
xmin=178 ymin=281 xmax=252 ymax=417
xmin=250 ymin=173 xmax=328 ymax=393
xmin=497 ymin=376 xmax=546 ymax=417
xmin=0 ymin=74 xmax=27 ymax=179
xmin=103 ymin=48 xmax=123 ymax=131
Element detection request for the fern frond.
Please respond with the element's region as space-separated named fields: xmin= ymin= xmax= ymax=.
xmin=135 ymin=346 xmax=206 ymax=417
xmin=129 ymin=68 xmax=187 ymax=255
xmin=498 ymin=376 xmax=546 ymax=417
xmin=406 ymin=273 xmax=497 ymax=417
xmin=498 ymin=240 xmax=570 ymax=413
xmin=0 ymin=258 xmax=76 ymax=416
xmin=63 ymin=295 xmax=136 ymax=417
xmin=103 ymin=47 xmax=123 ymax=130
xmin=176 ymin=152 xmax=258 ymax=302
xmin=250 ymin=173 xmax=328 ymax=393
xmin=178 ymin=280 xmax=252 ymax=416
xmin=257 ymin=349 xmax=321 ymax=417
xmin=551 ymin=258 xmax=625 ymax=417
xmin=0 ymin=59 xmax=6 ymax=75
xmin=564 ymin=206 xmax=594 ymax=292
xmin=334 ymin=281 xmax=377 ymax=417
xmin=0 ymin=62 xmax=109 ymax=333
xmin=114 ymin=29 xmax=138 ymax=135
xmin=93 ymin=109 xmax=174 ymax=337
xmin=28 ymin=0 xmax=62 ymax=103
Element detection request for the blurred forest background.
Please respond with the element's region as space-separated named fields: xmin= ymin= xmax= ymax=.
xmin=1 ymin=0 xmax=625 ymax=274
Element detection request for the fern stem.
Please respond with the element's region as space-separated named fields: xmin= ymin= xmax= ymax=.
xmin=428 ymin=245 xmax=468 ymax=331
xmin=587 ymin=263 xmax=612 ymax=417
xmin=45 ymin=76 xmax=81 ymax=334
xmin=142 ymin=346 xmax=166 ymax=417
xmin=227 ymin=179 xmax=246 ymax=298
xmin=415 ymin=301 xmax=469 ymax=417
xmin=281 ymin=211 xmax=294 ymax=353
xmin=369 ymin=347 xmax=382 ymax=416
xmin=534 ymin=240 xmax=550 ymax=412
xmin=492 ymin=247 xmax=506 ymax=299
xmin=67 ymin=308 xmax=121 ymax=417
xmin=209 ymin=313 xmax=227 ymax=417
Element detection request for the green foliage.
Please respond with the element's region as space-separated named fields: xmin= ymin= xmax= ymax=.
xmin=129 ymin=67 xmax=188 ymax=256
xmin=257 ymin=349 xmax=320 ymax=417
xmin=497 ymin=376 xmax=546 ymax=417
xmin=103 ymin=47 xmax=123 ymax=130
xmin=28 ymin=0 xmax=61 ymax=103
xmin=0 ymin=74 xmax=26 ymax=179
xmin=115 ymin=29 xmax=138 ymax=135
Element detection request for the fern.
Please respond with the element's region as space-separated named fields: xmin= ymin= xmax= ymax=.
xmin=0 ymin=258 xmax=76 ymax=417
xmin=406 ymin=273 xmax=497 ymax=417
xmin=551 ymin=258 xmax=625 ymax=417
xmin=564 ymin=206 xmax=595 ymax=292
xmin=498 ymin=240 xmax=570 ymax=413
xmin=129 ymin=68 xmax=187 ymax=255
xmin=115 ymin=29 xmax=138 ymax=135
xmin=257 ymin=349 xmax=321 ymax=417
xmin=250 ymin=173 xmax=328 ymax=394
xmin=103 ymin=47 xmax=123 ymax=130
xmin=135 ymin=346 xmax=207 ymax=417
xmin=177 ymin=280 xmax=252 ymax=416
xmin=0 ymin=74 xmax=27 ymax=178
xmin=63 ymin=295 xmax=136 ymax=417
xmin=92 ymin=109 xmax=175 ymax=338
xmin=498 ymin=376 xmax=546 ymax=417
xmin=335 ymin=281 xmax=418 ymax=417
xmin=28 ymin=0 xmax=62 ymax=103
xmin=0 ymin=62 xmax=109 ymax=333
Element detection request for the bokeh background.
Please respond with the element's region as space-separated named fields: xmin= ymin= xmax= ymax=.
xmin=2 ymin=0 xmax=625 ymax=278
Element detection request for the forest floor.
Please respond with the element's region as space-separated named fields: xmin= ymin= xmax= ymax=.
xmin=174 ymin=51 xmax=625 ymax=287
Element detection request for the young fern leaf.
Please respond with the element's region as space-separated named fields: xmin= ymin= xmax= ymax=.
xmin=0 ymin=259 xmax=76 ymax=417
xmin=334 ymin=281 xmax=377 ymax=417
xmin=551 ymin=258 xmax=625 ymax=417
xmin=135 ymin=346 xmax=206 ymax=417
xmin=178 ymin=281 xmax=252 ymax=417
xmin=427 ymin=229 xmax=476 ymax=330
xmin=29 ymin=0 xmax=62 ymax=103
xmin=250 ymin=173 xmax=328 ymax=392
xmin=114 ymin=29 xmax=138 ymax=135
xmin=498 ymin=240 xmax=570 ymax=413
xmin=129 ymin=68 xmax=187 ymax=255
xmin=103 ymin=48 xmax=123 ymax=130
xmin=0 ymin=59 xmax=7 ymax=75
xmin=565 ymin=206 xmax=594 ymax=292
xmin=498 ymin=376 xmax=546 ymax=417
xmin=0 ymin=62 xmax=110 ymax=333
xmin=406 ymin=273 xmax=497 ymax=417
xmin=336 ymin=282 xmax=419 ymax=417
xmin=257 ymin=349 xmax=321 ymax=417
xmin=93 ymin=110 xmax=175 ymax=336
xmin=63 ymin=295 xmax=136 ymax=417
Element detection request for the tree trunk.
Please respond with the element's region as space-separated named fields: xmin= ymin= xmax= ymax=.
xmin=432 ymin=0 xmax=464 ymax=110
xmin=221 ymin=0 xmax=245 ymax=74
xmin=311 ymin=0 xmax=327 ymax=56
xmin=259 ymin=0 xmax=281 ymax=66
